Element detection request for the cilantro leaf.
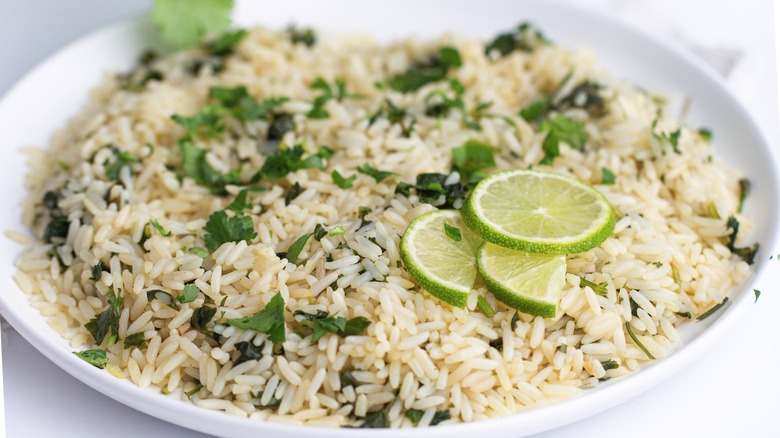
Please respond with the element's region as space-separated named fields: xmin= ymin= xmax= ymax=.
xmin=738 ymin=178 xmax=751 ymax=213
xmin=312 ymin=316 xmax=347 ymax=342
xmin=84 ymin=291 xmax=122 ymax=346
xmin=172 ymin=105 xmax=225 ymax=139
xmin=191 ymin=305 xmax=217 ymax=337
xmin=255 ymin=144 xmax=327 ymax=180
xmin=540 ymin=116 xmax=588 ymax=165
xmin=123 ymin=332 xmax=148 ymax=350
xmin=357 ymin=164 xmax=396 ymax=183
xmin=388 ymin=47 xmax=462 ymax=93
xmin=226 ymin=293 xmax=286 ymax=342
xmin=601 ymin=167 xmax=616 ymax=185
xmin=188 ymin=247 xmax=209 ymax=258
xmin=234 ymin=341 xmax=262 ymax=365
xmin=476 ymin=295 xmax=494 ymax=317
xmin=178 ymin=284 xmax=201 ymax=303
xmin=406 ymin=409 xmax=424 ymax=425
xmin=332 ymin=170 xmax=356 ymax=189
xmin=485 ymin=22 xmax=548 ymax=58
xmin=206 ymin=29 xmax=247 ymax=56
xmin=288 ymin=25 xmax=316 ymax=47
xmin=104 ymin=147 xmax=139 ymax=181
xmin=73 ymin=349 xmax=108 ymax=369
xmin=307 ymin=77 xmax=355 ymax=119
xmin=287 ymin=233 xmax=313 ymax=264
xmin=443 ymin=222 xmax=462 ymax=242
xmin=438 ymin=46 xmax=462 ymax=68
xmin=203 ymin=210 xmax=257 ymax=252
xmin=91 ymin=263 xmax=104 ymax=282
xmin=208 ymin=86 xmax=288 ymax=121
xmin=395 ymin=173 xmax=468 ymax=209
xmin=296 ymin=311 xmax=370 ymax=342
xmin=225 ymin=186 xmax=265 ymax=213
xmin=329 ymin=225 xmax=345 ymax=236
xmin=149 ymin=219 xmax=172 ymax=236
xmin=451 ymin=140 xmax=496 ymax=179
xmin=313 ymin=223 xmax=328 ymax=241
xmin=754 ymin=289 xmax=761 ymax=303
xmin=519 ymin=100 xmax=550 ymax=123
xmin=151 ymin=0 xmax=234 ymax=50
xmin=179 ymin=140 xmax=242 ymax=195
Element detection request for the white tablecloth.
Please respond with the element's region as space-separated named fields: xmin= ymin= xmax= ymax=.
xmin=1 ymin=1 xmax=778 ymax=436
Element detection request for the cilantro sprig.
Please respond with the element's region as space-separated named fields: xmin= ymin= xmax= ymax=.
xmin=227 ymin=293 xmax=286 ymax=342
xmin=151 ymin=0 xmax=235 ymax=50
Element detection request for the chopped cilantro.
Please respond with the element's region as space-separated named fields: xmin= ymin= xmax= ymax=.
xmin=738 ymin=178 xmax=751 ymax=213
xmin=358 ymin=410 xmax=389 ymax=428
xmin=395 ymin=173 xmax=468 ymax=209
xmin=579 ymin=277 xmax=607 ymax=296
xmin=651 ymin=120 xmax=682 ymax=153
xmin=151 ymin=0 xmax=234 ymax=49
xmin=147 ymin=290 xmax=178 ymax=309
xmin=754 ymin=289 xmax=761 ymax=303
xmin=191 ymin=305 xmax=217 ymax=337
xmin=203 ymin=210 xmax=257 ymax=252
xmin=332 ymin=170 xmax=357 ymax=189
xmin=179 ymin=140 xmax=242 ymax=195
xmin=733 ymin=243 xmax=760 ymax=265
xmin=476 ymin=295 xmax=494 ymax=317
xmin=624 ymin=321 xmax=655 ymax=360
xmin=294 ymin=310 xmax=370 ymax=342
xmin=485 ymin=22 xmax=548 ymax=58
xmin=288 ymin=25 xmax=316 ymax=47
xmin=208 ymin=86 xmax=288 ymax=121
xmin=519 ymin=100 xmax=550 ymax=122
xmin=226 ymin=292 xmax=286 ymax=343
xmin=340 ymin=370 xmax=360 ymax=388
xmin=149 ymin=219 xmax=172 ymax=237
xmin=104 ymin=147 xmax=139 ymax=181
xmin=388 ymin=47 xmax=463 ymax=93
xmin=185 ymin=383 xmax=203 ymax=398
xmin=286 ymin=233 xmax=313 ymax=264
xmin=451 ymin=140 xmax=496 ymax=179
xmin=601 ymin=167 xmax=616 ymax=185
xmin=225 ymin=186 xmax=265 ymax=213
xmin=313 ymin=223 xmax=328 ymax=241
xmin=726 ymin=216 xmax=740 ymax=250
xmin=540 ymin=115 xmax=588 ymax=165
xmin=267 ymin=113 xmax=295 ymax=140
xmin=696 ymin=297 xmax=730 ymax=321
xmin=438 ymin=46 xmax=462 ymax=67
xmin=43 ymin=215 xmax=69 ymax=243
xmin=178 ymin=284 xmax=201 ymax=303
xmin=234 ymin=341 xmax=262 ymax=365
xmin=188 ymin=247 xmax=209 ymax=258
xmin=254 ymin=144 xmax=328 ymax=180
xmin=91 ymin=263 xmax=104 ymax=282
xmin=73 ymin=349 xmax=108 ymax=369
xmin=405 ymin=409 xmax=424 ymax=425
xmin=698 ymin=128 xmax=713 ymax=142
xmin=206 ymin=29 xmax=247 ymax=56
xmin=172 ymin=106 xmax=225 ymax=139
xmin=601 ymin=360 xmax=619 ymax=371
xmin=84 ymin=291 xmax=122 ymax=346
xmin=430 ymin=410 xmax=451 ymax=426
xmin=307 ymin=77 xmax=356 ymax=119
xmin=123 ymin=332 xmax=147 ymax=349
xmin=443 ymin=222 xmax=462 ymax=242
xmin=357 ymin=164 xmax=397 ymax=183
xmin=329 ymin=225 xmax=345 ymax=236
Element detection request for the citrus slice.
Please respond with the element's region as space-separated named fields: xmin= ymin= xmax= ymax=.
xmin=400 ymin=210 xmax=483 ymax=308
xmin=462 ymin=169 xmax=615 ymax=254
xmin=478 ymin=242 xmax=566 ymax=318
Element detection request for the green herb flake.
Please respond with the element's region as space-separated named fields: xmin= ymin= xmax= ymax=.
xmin=104 ymin=147 xmax=139 ymax=181
xmin=443 ymin=222 xmax=462 ymax=242
xmin=255 ymin=144 xmax=327 ymax=180
xmin=601 ymin=167 xmax=616 ymax=185
xmin=208 ymin=86 xmax=288 ymax=122
xmin=754 ymin=289 xmax=761 ymax=303
xmin=451 ymin=140 xmax=496 ymax=179
xmin=172 ymin=105 xmax=225 ymax=139
xmin=288 ymin=25 xmax=316 ymax=47
xmin=178 ymin=284 xmax=201 ymax=303
xmin=313 ymin=224 xmax=328 ymax=241
xmin=43 ymin=215 xmax=69 ymax=243
xmin=698 ymin=128 xmax=713 ymax=142
xmin=332 ymin=170 xmax=357 ymax=189
xmin=149 ymin=219 xmax=172 ymax=237
xmin=73 ymin=349 xmax=108 ymax=369
xmin=91 ymin=263 xmax=104 ymax=282
xmin=179 ymin=140 xmax=242 ymax=195
xmin=147 ymin=290 xmax=179 ymax=309
xmin=226 ymin=186 xmax=265 ymax=213
xmin=438 ymin=46 xmax=462 ymax=68
xmin=738 ymin=178 xmax=751 ymax=213
xmin=188 ymin=247 xmax=209 ymax=258
xmin=476 ymin=295 xmax=495 ymax=318
xmin=123 ymin=332 xmax=147 ymax=350
xmin=226 ymin=292 xmax=286 ymax=343
xmin=191 ymin=305 xmax=217 ymax=337
xmin=151 ymin=0 xmax=234 ymax=49
xmin=287 ymin=233 xmax=313 ymax=264
xmin=405 ymin=409 xmax=424 ymax=425
xmin=430 ymin=410 xmax=451 ymax=426
xmin=185 ymin=383 xmax=203 ymax=399
xmin=485 ymin=22 xmax=548 ymax=58
xmin=387 ymin=47 xmax=462 ymax=93
xmin=203 ymin=210 xmax=257 ymax=252
xmin=696 ymin=297 xmax=730 ymax=321
xmin=206 ymin=29 xmax=248 ymax=56
xmin=519 ymin=100 xmax=550 ymax=122
xmin=540 ymin=115 xmax=588 ymax=165
xmin=601 ymin=359 xmax=619 ymax=371
xmin=357 ymin=164 xmax=397 ymax=183
xmin=84 ymin=291 xmax=123 ymax=345
xmin=624 ymin=321 xmax=655 ymax=360
xmin=579 ymin=277 xmax=607 ymax=296
xmin=234 ymin=341 xmax=262 ymax=365
xmin=329 ymin=225 xmax=345 ymax=236
xmin=358 ymin=410 xmax=389 ymax=428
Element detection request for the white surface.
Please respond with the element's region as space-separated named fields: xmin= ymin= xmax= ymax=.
xmin=1 ymin=1 xmax=778 ymax=437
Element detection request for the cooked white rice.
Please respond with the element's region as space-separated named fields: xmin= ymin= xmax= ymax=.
xmin=14 ymin=24 xmax=755 ymax=428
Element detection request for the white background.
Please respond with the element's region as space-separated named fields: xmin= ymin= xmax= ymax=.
xmin=0 ymin=0 xmax=778 ymax=437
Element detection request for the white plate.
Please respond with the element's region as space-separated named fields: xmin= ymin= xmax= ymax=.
xmin=1 ymin=1 xmax=777 ymax=437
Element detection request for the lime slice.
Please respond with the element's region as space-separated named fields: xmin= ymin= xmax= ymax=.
xmin=463 ymin=169 xmax=615 ymax=254
xmin=400 ymin=210 xmax=483 ymax=308
xmin=478 ymin=242 xmax=566 ymax=318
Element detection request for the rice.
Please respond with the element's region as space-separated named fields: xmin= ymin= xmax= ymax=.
xmin=12 ymin=23 xmax=755 ymax=428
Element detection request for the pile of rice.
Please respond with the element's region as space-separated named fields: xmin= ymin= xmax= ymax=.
xmin=13 ymin=25 xmax=754 ymax=428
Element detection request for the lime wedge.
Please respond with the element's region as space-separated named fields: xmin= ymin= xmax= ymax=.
xmin=463 ymin=169 xmax=615 ymax=254
xmin=400 ymin=210 xmax=483 ymax=308
xmin=478 ymin=242 xmax=566 ymax=318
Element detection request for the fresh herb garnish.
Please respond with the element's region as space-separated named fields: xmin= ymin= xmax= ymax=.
xmin=203 ymin=210 xmax=257 ymax=252
xmin=284 ymin=182 xmax=305 ymax=206
xmin=91 ymin=263 xmax=105 ymax=282
xmin=43 ymin=215 xmax=70 ymax=243
xmin=624 ymin=321 xmax=655 ymax=360
xmin=332 ymin=170 xmax=357 ymax=189
xmin=313 ymin=223 xmax=328 ymax=241
xmin=233 ymin=341 xmax=262 ymax=365
xmin=149 ymin=219 xmax=172 ymax=237
xmin=754 ymin=289 xmax=761 ymax=302
xmin=368 ymin=99 xmax=417 ymax=136
xmin=307 ymin=77 xmax=356 ymax=119
xmin=540 ymin=115 xmax=588 ymax=165
xmin=405 ymin=409 xmax=424 ymax=425
xmin=388 ymin=47 xmax=463 ymax=93
xmin=179 ymin=140 xmax=242 ymax=195
xmin=172 ymin=106 xmax=225 ymax=139
xmin=696 ymin=297 xmax=730 ymax=321
xmin=357 ymin=164 xmax=397 ymax=183
xmin=191 ymin=305 xmax=217 ymax=336
xmin=225 ymin=186 xmax=265 ymax=213
xmin=123 ymin=332 xmax=148 ymax=349
xmin=519 ymin=100 xmax=550 ymax=123
xmin=185 ymin=383 xmax=203 ymax=398
xmin=73 ymin=349 xmax=108 ymax=369
xmin=485 ymin=22 xmax=548 ymax=58
xmin=579 ymin=277 xmax=607 ymax=296
xmin=85 ymin=291 xmax=123 ymax=346
xmin=178 ymin=284 xmax=201 ymax=303
xmin=294 ymin=310 xmax=370 ymax=342
xmin=725 ymin=216 xmax=760 ymax=264
xmin=651 ymin=120 xmax=682 ymax=154
xmin=288 ymin=25 xmax=316 ymax=47
xmin=151 ymin=0 xmax=235 ymax=49
xmin=254 ymin=144 xmax=329 ymax=180
xmin=443 ymin=222 xmax=462 ymax=242
xmin=208 ymin=86 xmax=288 ymax=121
xmin=451 ymin=140 xmax=496 ymax=179
xmin=287 ymin=233 xmax=313 ymax=264
xmin=226 ymin=292 xmax=286 ymax=343
xmin=329 ymin=225 xmax=346 ymax=236
xmin=357 ymin=410 xmax=389 ymax=428
xmin=698 ymin=128 xmax=713 ymax=142
xmin=738 ymin=178 xmax=751 ymax=213
xmin=104 ymin=147 xmax=139 ymax=181
xmin=267 ymin=113 xmax=295 ymax=140
xmin=601 ymin=168 xmax=616 ymax=185
xmin=147 ymin=290 xmax=179 ymax=309
xmin=476 ymin=295 xmax=495 ymax=318
xmin=188 ymin=247 xmax=209 ymax=258
xmin=395 ymin=173 xmax=468 ymax=209
xmin=340 ymin=370 xmax=360 ymax=388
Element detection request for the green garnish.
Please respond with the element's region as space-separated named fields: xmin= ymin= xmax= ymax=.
xmin=149 ymin=219 xmax=172 ymax=237
xmin=518 ymin=100 xmax=550 ymax=123
xmin=91 ymin=263 xmax=104 ymax=282
xmin=357 ymin=410 xmax=389 ymax=428
xmin=43 ymin=215 xmax=69 ymax=243
xmin=329 ymin=225 xmax=345 ymax=236
xmin=185 ymin=383 xmax=203 ymax=398
xmin=357 ymin=164 xmax=397 ymax=183
xmin=188 ymin=247 xmax=209 ymax=258
xmin=84 ymin=291 xmax=122 ymax=346
xmin=312 ymin=316 xmax=370 ymax=342
xmin=172 ymin=106 xmax=225 ymax=139
xmin=234 ymin=341 xmax=262 ymax=365
xmin=601 ymin=167 xmax=616 ymax=185
xmin=226 ymin=292 xmax=286 ymax=343
xmin=624 ymin=321 xmax=655 ymax=360
xmin=443 ymin=222 xmax=462 ymax=242
xmin=601 ymin=359 xmax=619 ymax=371
xmin=288 ymin=25 xmax=316 ymax=47
xmin=451 ymin=140 xmax=496 ymax=180
xmin=225 ymin=186 xmax=265 ymax=213
xmin=485 ymin=22 xmax=548 ymax=58
xmin=147 ymin=290 xmax=179 ymax=309
xmin=738 ymin=178 xmax=751 ymax=213
xmin=206 ymin=29 xmax=247 ymax=56
xmin=307 ymin=77 xmax=356 ymax=119
xmin=754 ymin=289 xmax=761 ymax=303
xmin=696 ymin=297 xmax=730 ymax=321
xmin=476 ymin=295 xmax=495 ymax=317
xmin=73 ymin=349 xmax=108 ymax=369
xmin=123 ymin=332 xmax=148 ymax=349
xmin=332 ymin=170 xmax=357 ymax=189
xmin=104 ymin=147 xmax=139 ymax=181
xmin=540 ymin=115 xmax=588 ymax=165
xmin=286 ymin=233 xmax=313 ymax=264
xmin=313 ymin=224 xmax=328 ymax=241
xmin=178 ymin=284 xmax=201 ymax=303
xmin=698 ymin=128 xmax=713 ymax=142
xmin=579 ymin=277 xmax=607 ymax=296
xmin=179 ymin=140 xmax=242 ymax=195
xmin=405 ymin=409 xmax=424 ymax=425
xmin=203 ymin=210 xmax=257 ymax=252
xmin=151 ymin=0 xmax=234 ymax=49
xmin=254 ymin=144 xmax=329 ymax=180
xmin=191 ymin=305 xmax=217 ymax=337
xmin=395 ymin=173 xmax=468 ymax=209
xmin=651 ymin=120 xmax=682 ymax=154
xmin=388 ymin=47 xmax=463 ymax=93
xmin=208 ymin=86 xmax=288 ymax=121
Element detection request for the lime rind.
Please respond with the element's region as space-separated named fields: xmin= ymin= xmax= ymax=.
xmin=462 ymin=169 xmax=615 ymax=254
xmin=400 ymin=210 xmax=482 ymax=308
xmin=477 ymin=242 xmax=566 ymax=318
